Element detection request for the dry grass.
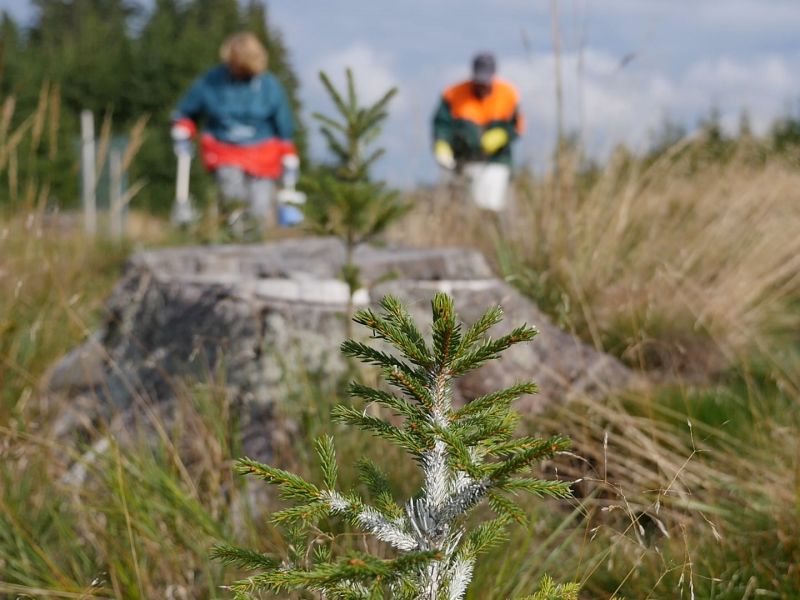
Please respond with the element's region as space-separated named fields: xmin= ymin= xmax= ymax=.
xmin=1 ymin=379 xmax=255 ymax=598
xmin=507 ymin=145 xmax=800 ymax=371
xmin=386 ymin=142 xmax=800 ymax=597
xmin=471 ymin=359 xmax=800 ymax=598
xmin=1 ymin=206 xmax=798 ymax=597
xmin=0 ymin=211 xmax=128 ymax=423
xmin=392 ymin=143 xmax=800 ymax=377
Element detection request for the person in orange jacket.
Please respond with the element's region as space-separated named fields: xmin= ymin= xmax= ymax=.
xmin=432 ymin=52 xmax=524 ymax=210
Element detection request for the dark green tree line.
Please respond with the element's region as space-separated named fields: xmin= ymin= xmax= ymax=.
xmin=0 ymin=0 xmax=305 ymax=212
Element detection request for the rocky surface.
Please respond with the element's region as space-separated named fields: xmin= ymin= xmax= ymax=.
xmin=47 ymin=237 xmax=639 ymax=461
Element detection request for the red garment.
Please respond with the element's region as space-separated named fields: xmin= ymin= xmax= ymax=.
xmin=173 ymin=117 xmax=295 ymax=179
xmin=200 ymin=134 xmax=296 ymax=179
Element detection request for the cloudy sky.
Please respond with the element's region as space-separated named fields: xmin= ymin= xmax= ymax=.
xmin=6 ymin=0 xmax=800 ymax=185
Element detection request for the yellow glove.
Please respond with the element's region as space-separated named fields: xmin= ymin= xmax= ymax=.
xmin=481 ymin=127 xmax=509 ymax=155
xmin=434 ymin=140 xmax=456 ymax=170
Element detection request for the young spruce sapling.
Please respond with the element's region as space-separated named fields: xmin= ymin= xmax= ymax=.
xmin=213 ymin=293 xmax=576 ymax=599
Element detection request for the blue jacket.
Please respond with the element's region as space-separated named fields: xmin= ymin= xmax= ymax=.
xmin=173 ymin=65 xmax=295 ymax=145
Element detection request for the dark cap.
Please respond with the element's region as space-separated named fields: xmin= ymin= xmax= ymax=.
xmin=472 ymin=52 xmax=496 ymax=85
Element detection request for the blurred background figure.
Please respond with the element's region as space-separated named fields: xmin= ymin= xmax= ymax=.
xmin=170 ymin=31 xmax=301 ymax=233
xmin=432 ymin=52 xmax=524 ymax=211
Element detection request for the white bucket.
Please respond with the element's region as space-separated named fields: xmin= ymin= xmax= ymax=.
xmin=463 ymin=162 xmax=510 ymax=211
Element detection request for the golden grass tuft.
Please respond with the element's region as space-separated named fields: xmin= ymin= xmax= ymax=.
xmin=511 ymin=148 xmax=800 ymax=366
xmin=393 ymin=143 xmax=800 ymax=375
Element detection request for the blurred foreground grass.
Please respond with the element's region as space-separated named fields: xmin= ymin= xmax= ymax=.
xmin=1 ymin=139 xmax=799 ymax=597
xmin=0 ymin=211 xmax=129 ymax=423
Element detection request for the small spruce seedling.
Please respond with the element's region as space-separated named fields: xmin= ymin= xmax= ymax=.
xmin=302 ymin=69 xmax=410 ymax=335
xmin=213 ymin=293 xmax=574 ymax=599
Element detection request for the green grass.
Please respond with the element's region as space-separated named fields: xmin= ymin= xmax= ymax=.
xmin=0 ymin=214 xmax=129 ymax=424
xmin=1 ymin=194 xmax=799 ymax=598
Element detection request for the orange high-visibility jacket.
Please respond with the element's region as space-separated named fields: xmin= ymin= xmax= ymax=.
xmin=432 ymin=78 xmax=524 ymax=165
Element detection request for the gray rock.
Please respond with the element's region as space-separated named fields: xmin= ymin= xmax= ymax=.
xmin=373 ymin=279 xmax=637 ymax=413
xmin=47 ymin=237 xmax=639 ymax=461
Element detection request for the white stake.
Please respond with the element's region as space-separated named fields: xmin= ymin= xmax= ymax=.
xmin=171 ymin=149 xmax=195 ymax=225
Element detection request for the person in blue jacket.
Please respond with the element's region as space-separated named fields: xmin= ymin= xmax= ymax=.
xmin=171 ymin=31 xmax=300 ymax=228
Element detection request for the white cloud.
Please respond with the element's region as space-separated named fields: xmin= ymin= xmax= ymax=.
xmin=324 ymin=46 xmax=800 ymax=182
xmin=495 ymin=0 xmax=800 ymax=38
xmin=303 ymin=42 xmax=418 ymax=183
xmin=689 ymin=0 xmax=800 ymax=33
xmin=310 ymin=43 xmax=403 ymax=109
xmin=274 ymin=1 xmax=800 ymax=184
xmin=494 ymin=50 xmax=800 ymax=164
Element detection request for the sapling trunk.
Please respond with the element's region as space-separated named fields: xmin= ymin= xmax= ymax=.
xmin=343 ymin=229 xmax=357 ymax=339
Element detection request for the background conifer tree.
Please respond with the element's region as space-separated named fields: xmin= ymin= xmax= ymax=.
xmin=213 ymin=293 xmax=577 ymax=599
xmin=302 ymin=69 xmax=409 ymax=334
